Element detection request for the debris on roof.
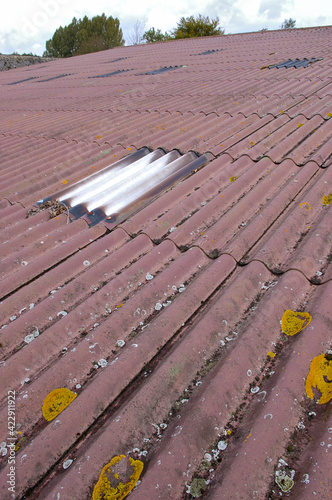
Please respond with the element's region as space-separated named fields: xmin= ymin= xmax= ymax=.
xmin=136 ymin=65 xmax=187 ymax=75
xmin=37 ymin=73 xmax=71 ymax=82
xmin=0 ymin=26 xmax=331 ymax=500
xmin=90 ymin=69 xmax=132 ymax=78
xmin=192 ymin=48 xmax=223 ymax=56
xmin=266 ymin=57 xmax=323 ymax=69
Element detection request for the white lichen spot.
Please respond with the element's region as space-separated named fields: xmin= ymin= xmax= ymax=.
xmin=21 ymin=261 xmax=28 ymax=266
xmin=204 ymin=453 xmax=212 ymax=461
xmin=63 ymin=459 xmax=73 ymax=469
xmin=179 ymin=286 xmax=186 ymax=293
xmin=83 ymin=260 xmax=90 ymax=267
xmin=57 ymin=311 xmax=67 ymax=318
xmin=247 ymin=369 xmax=252 ymax=377
xmin=264 ymin=413 xmax=273 ymax=420
xmin=76 ymin=384 xmax=81 ymax=389
xmin=169 ymin=227 xmax=176 ymax=233
xmin=251 ymin=386 xmax=260 ymax=394
xmin=257 ymin=391 xmax=267 ymax=401
xmin=115 ymin=339 xmax=125 ymax=348
xmin=146 ymin=273 xmax=154 ymax=281
xmin=172 ymin=425 xmax=183 ymax=437
xmin=29 ymin=303 xmax=35 ymax=310
xmin=0 ymin=442 xmax=7 ymax=456
xmin=301 ymin=474 xmax=310 ymax=484
xmin=88 ymin=342 xmax=98 ymax=352
xmin=217 ymin=440 xmax=227 ymax=451
xmin=10 ymin=315 xmax=17 ymax=322
xmin=98 ymin=359 xmax=108 ymax=368
xmin=24 ymin=328 xmax=39 ymax=344
xmin=155 ymin=303 xmax=162 ymax=311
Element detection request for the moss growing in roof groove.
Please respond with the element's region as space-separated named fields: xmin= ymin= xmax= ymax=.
xmin=190 ymin=477 xmax=207 ymax=497
xmin=275 ymin=470 xmax=294 ymax=492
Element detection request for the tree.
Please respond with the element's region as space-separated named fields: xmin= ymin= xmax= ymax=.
xmin=127 ymin=20 xmax=146 ymax=45
xmin=172 ymin=15 xmax=224 ymax=39
xmin=281 ymin=18 xmax=296 ymax=29
xmin=43 ymin=14 xmax=125 ymax=58
xmin=143 ymin=27 xmax=172 ymax=43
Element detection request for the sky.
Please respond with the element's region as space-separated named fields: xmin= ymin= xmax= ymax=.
xmin=0 ymin=0 xmax=331 ymax=56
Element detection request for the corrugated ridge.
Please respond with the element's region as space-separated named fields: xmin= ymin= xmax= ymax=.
xmin=0 ymin=26 xmax=331 ymax=500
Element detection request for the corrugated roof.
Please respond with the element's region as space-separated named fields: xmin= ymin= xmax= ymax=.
xmin=0 ymin=26 xmax=331 ymax=500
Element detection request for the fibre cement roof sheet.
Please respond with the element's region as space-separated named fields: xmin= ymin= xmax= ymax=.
xmin=0 ymin=26 xmax=331 ymax=500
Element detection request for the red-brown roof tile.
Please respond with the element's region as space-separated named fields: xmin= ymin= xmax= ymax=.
xmin=0 ymin=26 xmax=331 ymax=500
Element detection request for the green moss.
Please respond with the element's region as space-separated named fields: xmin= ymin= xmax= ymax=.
xmin=200 ymin=459 xmax=211 ymax=473
xmin=190 ymin=478 xmax=207 ymax=497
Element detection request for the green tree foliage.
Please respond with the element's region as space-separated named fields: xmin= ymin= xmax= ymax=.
xmin=143 ymin=27 xmax=172 ymax=43
xmin=281 ymin=18 xmax=296 ymax=29
xmin=44 ymin=14 xmax=125 ymax=57
xmin=172 ymin=15 xmax=224 ymax=39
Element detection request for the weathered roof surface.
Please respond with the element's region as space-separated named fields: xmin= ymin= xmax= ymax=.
xmin=0 ymin=26 xmax=331 ymax=500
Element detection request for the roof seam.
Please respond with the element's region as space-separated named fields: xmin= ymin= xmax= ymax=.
xmin=0 ymin=225 xmax=107 ymax=303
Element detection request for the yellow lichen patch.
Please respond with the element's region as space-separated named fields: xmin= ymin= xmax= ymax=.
xmin=42 ymin=388 xmax=77 ymax=421
xmin=281 ymin=309 xmax=312 ymax=336
xmin=96 ymin=135 xmax=103 ymax=140
xmin=62 ymin=179 xmax=68 ymax=184
xmin=268 ymin=351 xmax=276 ymax=358
xmin=229 ymin=176 xmax=239 ymax=182
xmin=322 ymin=194 xmax=332 ymax=205
xmin=92 ymin=455 xmax=143 ymax=500
xmin=299 ymin=202 xmax=311 ymax=211
xmin=305 ymin=353 xmax=332 ymax=404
